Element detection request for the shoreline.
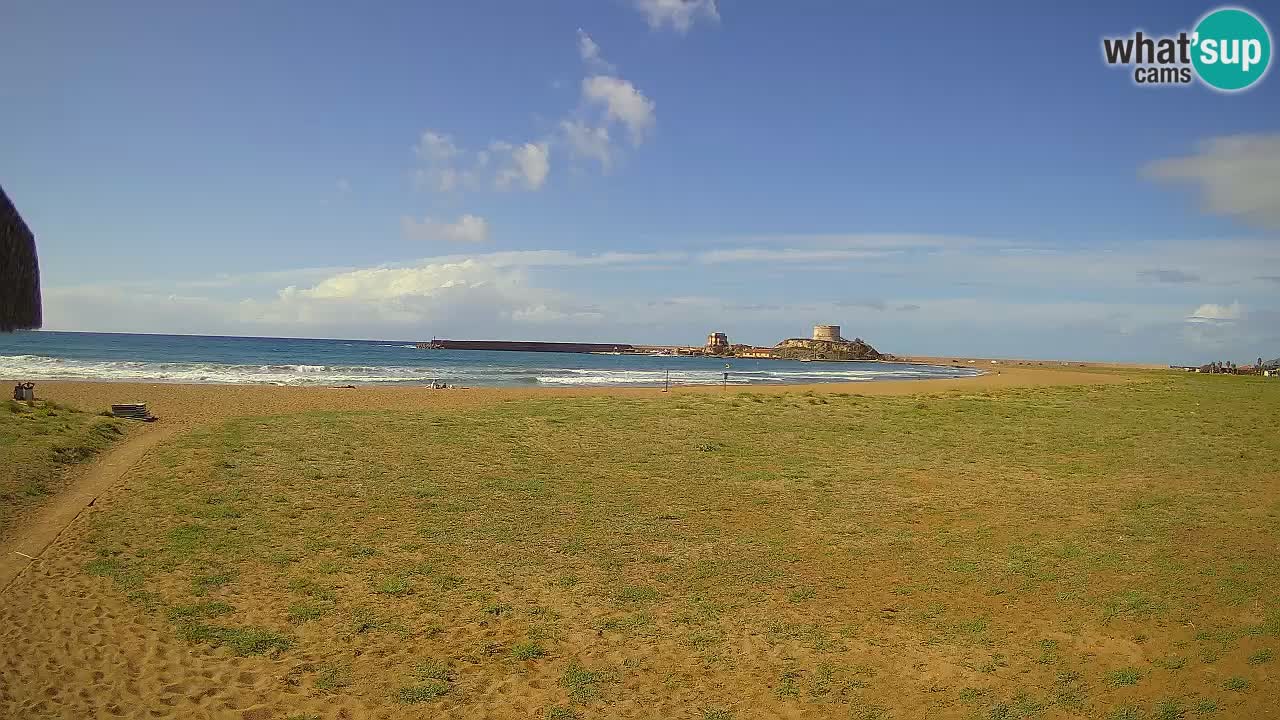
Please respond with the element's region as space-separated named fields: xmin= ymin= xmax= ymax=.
xmin=0 ymin=367 xmax=985 ymax=390
xmin=10 ymin=366 xmax=1134 ymax=431
xmin=0 ymin=359 xmax=984 ymax=390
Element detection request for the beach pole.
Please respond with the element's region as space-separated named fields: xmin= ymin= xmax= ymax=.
xmin=664 ymin=369 xmax=670 ymax=392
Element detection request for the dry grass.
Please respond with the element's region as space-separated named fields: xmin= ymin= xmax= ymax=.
xmin=53 ymin=374 xmax=1280 ymax=716
xmin=0 ymin=398 xmax=124 ymax=536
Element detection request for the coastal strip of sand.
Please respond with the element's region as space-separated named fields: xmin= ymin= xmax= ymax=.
xmin=17 ymin=364 xmax=1134 ymax=431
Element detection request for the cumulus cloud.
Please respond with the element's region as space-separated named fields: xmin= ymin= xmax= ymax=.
xmin=401 ymin=214 xmax=490 ymax=243
xmin=560 ymin=33 xmax=655 ymax=169
xmin=410 ymin=33 xmax=653 ymax=195
xmin=633 ymin=0 xmax=719 ymax=33
xmin=561 ymin=119 xmax=613 ymax=170
xmin=413 ymin=130 xmax=473 ymax=192
xmin=1186 ymin=301 xmax=1243 ymax=324
xmin=415 ymin=130 xmax=459 ymax=163
xmin=1143 ymin=133 xmax=1280 ymax=229
xmin=495 ymin=141 xmax=551 ymax=190
xmin=39 ymin=234 xmax=1280 ymax=361
xmin=413 ymin=130 xmax=549 ymax=193
xmin=288 ymin=259 xmax=502 ymax=302
xmin=582 ymin=76 xmax=655 ymax=145
xmin=577 ymin=28 xmax=614 ymax=72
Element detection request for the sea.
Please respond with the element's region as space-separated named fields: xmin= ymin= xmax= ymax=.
xmin=0 ymin=332 xmax=981 ymax=388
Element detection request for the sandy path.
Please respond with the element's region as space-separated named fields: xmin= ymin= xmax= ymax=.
xmin=0 ymin=425 xmax=179 ymax=595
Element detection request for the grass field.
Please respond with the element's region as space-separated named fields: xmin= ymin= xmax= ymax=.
xmin=0 ymin=398 xmax=124 ymax=537
xmin=65 ymin=374 xmax=1280 ymax=717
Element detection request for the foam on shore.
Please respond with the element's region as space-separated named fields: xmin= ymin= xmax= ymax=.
xmin=1 ymin=353 xmax=980 ymax=387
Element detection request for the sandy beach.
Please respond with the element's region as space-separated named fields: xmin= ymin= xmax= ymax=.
xmin=14 ymin=364 xmax=1277 ymax=720
xmin=19 ymin=364 xmax=1132 ymax=430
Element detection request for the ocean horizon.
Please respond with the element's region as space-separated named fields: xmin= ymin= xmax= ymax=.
xmin=0 ymin=331 xmax=980 ymax=388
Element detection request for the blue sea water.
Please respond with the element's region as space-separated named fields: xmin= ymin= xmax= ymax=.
xmin=0 ymin=331 xmax=981 ymax=387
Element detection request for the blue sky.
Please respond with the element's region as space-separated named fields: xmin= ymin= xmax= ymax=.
xmin=2 ymin=1 xmax=1278 ymax=362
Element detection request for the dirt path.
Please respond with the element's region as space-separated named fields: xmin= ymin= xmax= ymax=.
xmin=0 ymin=422 xmax=178 ymax=595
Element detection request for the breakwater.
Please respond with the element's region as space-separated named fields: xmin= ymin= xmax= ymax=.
xmin=418 ymin=339 xmax=636 ymax=354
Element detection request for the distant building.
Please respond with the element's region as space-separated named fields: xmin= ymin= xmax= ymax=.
xmin=738 ymin=347 xmax=774 ymax=359
xmin=705 ymin=332 xmax=729 ymax=353
xmin=813 ymin=324 xmax=841 ymax=342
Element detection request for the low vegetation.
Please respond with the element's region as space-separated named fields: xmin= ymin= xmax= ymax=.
xmin=77 ymin=372 xmax=1279 ymax=716
xmin=0 ymin=398 xmax=125 ymax=536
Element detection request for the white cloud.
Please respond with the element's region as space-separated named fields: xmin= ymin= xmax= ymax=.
xmin=411 ymin=34 xmax=652 ymax=193
xmin=1143 ymin=133 xmax=1280 ymax=229
xmin=495 ymin=141 xmax=551 ymax=190
xmin=38 ymin=234 xmax=1280 ymax=361
xmin=415 ymin=130 xmax=460 ymax=163
xmin=413 ymin=130 xmax=475 ymax=192
xmin=412 ymin=131 xmax=549 ymax=193
xmin=633 ymin=0 xmax=719 ymax=33
xmin=401 ymin=214 xmax=490 ymax=244
xmin=582 ymin=76 xmax=655 ymax=145
xmin=1186 ymin=301 xmax=1243 ymax=324
xmin=577 ymin=28 xmax=614 ymax=72
xmin=290 ymin=259 xmax=500 ymax=302
xmin=561 ymin=119 xmax=613 ymax=170
xmin=561 ymin=35 xmax=652 ymax=168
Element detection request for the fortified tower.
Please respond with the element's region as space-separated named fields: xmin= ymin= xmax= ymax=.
xmin=813 ymin=324 xmax=841 ymax=342
xmin=705 ymin=332 xmax=729 ymax=353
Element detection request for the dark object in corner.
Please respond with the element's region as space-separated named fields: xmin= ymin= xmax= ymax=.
xmin=0 ymin=184 xmax=42 ymax=332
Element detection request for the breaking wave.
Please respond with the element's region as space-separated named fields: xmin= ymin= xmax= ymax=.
xmin=0 ymin=352 xmax=980 ymax=387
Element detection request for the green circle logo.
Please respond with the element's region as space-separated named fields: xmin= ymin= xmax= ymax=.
xmin=1193 ymin=7 xmax=1272 ymax=91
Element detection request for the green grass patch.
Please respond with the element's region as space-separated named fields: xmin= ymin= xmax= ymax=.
xmin=287 ymin=601 xmax=330 ymax=623
xmin=166 ymin=601 xmax=234 ymax=621
xmin=512 ymin=641 xmax=548 ymax=660
xmin=1222 ymin=676 xmax=1249 ymax=691
xmin=314 ymin=665 xmax=351 ymax=692
xmin=396 ymin=681 xmax=449 ymax=704
xmin=561 ymin=662 xmax=608 ymax=705
xmin=2 ymin=400 xmax=124 ymax=534
xmin=1106 ymin=667 xmax=1143 ymax=687
xmin=175 ymin=622 xmax=291 ymax=656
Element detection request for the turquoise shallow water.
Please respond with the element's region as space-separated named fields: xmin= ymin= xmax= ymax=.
xmin=0 ymin=331 xmax=981 ymax=387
